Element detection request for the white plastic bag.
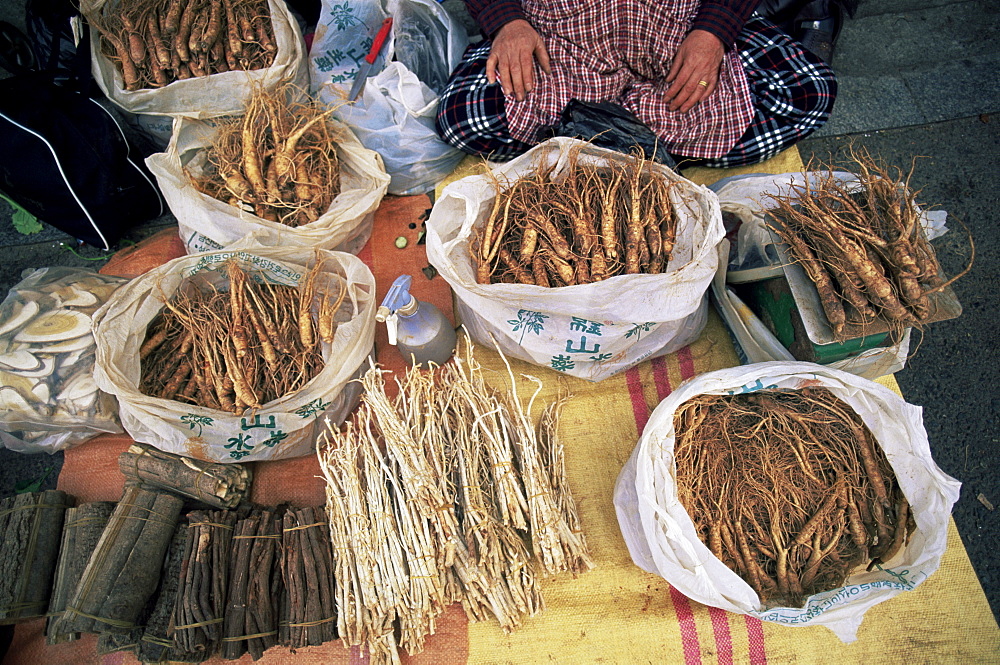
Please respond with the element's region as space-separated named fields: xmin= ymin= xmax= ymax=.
xmin=85 ymin=0 xmax=309 ymax=119
xmin=309 ymin=0 xmax=468 ymax=194
xmin=613 ymin=361 xmax=961 ymax=641
xmin=146 ymin=116 xmax=390 ymax=254
xmin=92 ymin=248 xmax=376 ymax=463
xmin=0 ymin=268 xmax=126 ymax=453
xmin=426 ymin=138 xmax=725 ymax=382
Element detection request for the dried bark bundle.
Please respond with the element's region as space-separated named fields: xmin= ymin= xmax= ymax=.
xmin=88 ymin=0 xmax=277 ymax=91
xmin=190 ymin=83 xmax=343 ymax=227
xmin=46 ymin=501 xmax=116 ymax=644
xmin=280 ymin=506 xmax=338 ymax=649
xmin=119 ymin=442 xmax=252 ymax=508
xmin=673 ymin=387 xmax=914 ymax=609
xmin=473 ymin=147 xmax=678 ymax=286
xmin=222 ymin=507 xmax=283 ymax=660
xmin=318 ymin=338 xmax=593 ymax=664
xmin=766 ymin=148 xmax=968 ymax=339
xmin=0 ymin=490 xmax=74 ymax=624
xmin=138 ymin=257 xmax=348 ymax=414
xmin=138 ymin=524 xmax=208 ymax=663
xmin=173 ymin=510 xmax=237 ymax=655
xmin=61 ymin=485 xmax=184 ymax=634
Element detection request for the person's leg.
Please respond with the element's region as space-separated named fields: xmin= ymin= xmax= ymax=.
xmin=697 ymin=17 xmax=837 ymax=169
xmin=435 ymin=41 xmax=534 ymax=162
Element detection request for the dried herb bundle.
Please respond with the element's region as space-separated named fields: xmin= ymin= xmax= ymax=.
xmin=139 ymin=258 xmax=348 ymax=413
xmin=474 ymin=147 xmax=678 ymax=286
xmin=318 ymin=339 xmax=593 ymax=664
xmin=89 ymin=0 xmax=277 ymax=91
xmin=221 ymin=507 xmax=283 ymax=661
xmin=280 ymin=506 xmax=338 ymax=649
xmin=191 ymin=84 xmax=343 ymax=227
xmin=674 ymin=387 xmax=913 ymax=609
xmin=173 ymin=510 xmax=237 ymax=654
xmin=766 ymin=148 xmax=968 ymax=339
xmin=0 ymin=491 xmax=73 ymax=625
xmin=46 ymin=501 xmax=115 ymax=644
xmin=119 ymin=442 xmax=252 ymax=508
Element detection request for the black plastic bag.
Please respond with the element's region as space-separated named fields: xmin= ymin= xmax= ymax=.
xmin=0 ymin=72 xmax=164 ymax=249
xmin=538 ymin=99 xmax=678 ymax=169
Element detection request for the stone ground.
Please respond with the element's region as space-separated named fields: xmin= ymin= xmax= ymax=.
xmin=0 ymin=0 xmax=997 ymax=628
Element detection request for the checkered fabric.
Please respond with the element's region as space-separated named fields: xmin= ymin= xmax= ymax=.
xmin=695 ymin=17 xmax=838 ymax=167
xmin=435 ymin=17 xmax=837 ymax=167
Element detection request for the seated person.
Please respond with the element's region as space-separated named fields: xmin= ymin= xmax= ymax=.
xmin=435 ymin=0 xmax=837 ymax=168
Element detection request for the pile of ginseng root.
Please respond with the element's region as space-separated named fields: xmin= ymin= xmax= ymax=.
xmin=318 ymin=340 xmax=594 ymax=665
xmin=474 ymin=148 xmax=679 ymax=286
xmin=673 ymin=387 xmax=914 ymax=609
xmin=139 ymin=259 xmax=348 ymax=413
xmin=191 ymin=84 xmax=343 ymax=227
xmin=766 ymin=149 xmax=970 ymax=339
xmin=89 ymin=0 xmax=277 ymax=90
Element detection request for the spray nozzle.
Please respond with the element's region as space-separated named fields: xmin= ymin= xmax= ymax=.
xmin=375 ymin=275 xmax=417 ymax=346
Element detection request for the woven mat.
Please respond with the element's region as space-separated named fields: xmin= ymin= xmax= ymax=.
xmin=8 ymin=149 xmax=999 ymax=664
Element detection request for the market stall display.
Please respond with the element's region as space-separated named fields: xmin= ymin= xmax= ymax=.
xmin=87 ymin=0 xmax=278 ymax=90
xmin=318 ymin=341 xmax=594 ymax=662
xmin=473 ymin=147 xmax=679 ymax=286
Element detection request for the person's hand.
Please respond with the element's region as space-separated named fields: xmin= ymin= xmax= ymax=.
xmin=664 ymin=29 xmax=725 ymax=113
xmin=487 ymin=19 xmax=552 ymax=101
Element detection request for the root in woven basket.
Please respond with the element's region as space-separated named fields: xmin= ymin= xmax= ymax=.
xmin=673 ymin=386 xmax=914 ymax=609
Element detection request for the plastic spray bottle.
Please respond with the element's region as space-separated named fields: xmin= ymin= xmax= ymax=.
xmin=375 ymin=275 xmax=457 ymax=368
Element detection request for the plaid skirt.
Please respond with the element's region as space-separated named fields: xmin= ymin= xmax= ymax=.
xmin=434 ymin=17 xmax=837 ymax=167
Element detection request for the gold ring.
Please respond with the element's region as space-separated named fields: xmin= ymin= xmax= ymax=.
xmin=698 ymin=80 xmax=709 ymax=87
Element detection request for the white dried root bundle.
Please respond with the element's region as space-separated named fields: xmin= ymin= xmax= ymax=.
xmin=317 ymin=339 xmax=593 ymax=664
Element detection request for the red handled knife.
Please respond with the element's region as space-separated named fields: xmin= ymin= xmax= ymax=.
xmin=348 ymin=16 xmax=394 ymax=101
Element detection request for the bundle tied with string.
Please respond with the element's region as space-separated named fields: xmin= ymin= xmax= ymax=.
xmin=222 ymin=506 xmax=284 ymax=660
xmin=173 ymin=509 xmax=238 ymax=655
xmin=46 ymin=501 xmax=116 ymax=644
xmin=280 ymin=505 xmax=337 ymax=648
xmin=0 ymin=491 xmax=74 ymax=624
xmin=59 ymin=485 xmax=184 ymax=634
xmin=118 ymin=442 xmax=252 ymax=508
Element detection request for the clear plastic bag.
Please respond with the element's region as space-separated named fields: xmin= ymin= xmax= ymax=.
xmin=0 ymin=268 xmax=126 ymax=453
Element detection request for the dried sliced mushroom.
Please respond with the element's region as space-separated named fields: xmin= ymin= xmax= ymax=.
xmin=0 ymin=349 xmax=43 ymax=371
xmin=12 ymin=355 xmax=56 ymax=379
xmin=31 ymin=335 xmax=94 ymax=354
xmin=60 ymin=288 xmax=99 ymax=308
xmin=57 ymin=370 xmax=98 ymax=402
xmin=0 ymin=300 xmax=40 ymax=337
xmin=0 ymin=386 xmax=39 ymax=415
xmin=14 ymin=309 xmax=92 ymax=343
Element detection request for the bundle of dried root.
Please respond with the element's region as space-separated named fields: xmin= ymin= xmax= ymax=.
xmin=474 ymin=147 xmax=678 ymax=286
xmin=674 ymin=387 xmax=913 ymax=609
xmin=765 ymin=148 xmax=970 ymax=339
xmin=317 ymin=339 xmax=593 ymax=665
xmin=138 ymin=257 xmax=348 ymax=413
xmin=191 ymin=83 xmax=343 ymax=228
xmin=88 ymin=0 xmax=277 ymax=90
